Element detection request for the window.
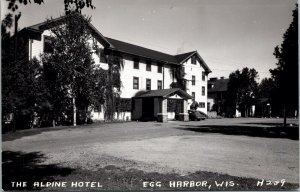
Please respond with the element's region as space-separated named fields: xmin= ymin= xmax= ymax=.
xmin=191 ymin=56 xmax=196 ymax=64
xmin=192 ymin=92 xmax=195 ymax=101
xmin=202 ymin=86 xmax=205 ymax=96
xmin=157 ymin=80 xmax=162 ymax=90
xmin=43 ymin=35 xmax=53 ymax=53
xmin=146 ymin=61 xmax=151 ymax=71
xmin=157 ymin=65 xmax=162 ymax=73
xmin=133 ymin=77 xmax=139 ymax=89
xmin=146 ymin=79 xmax=151 ymax=90
xmin=192 ymin=75 xmax=196 ymax=85
xmin=202 ymin=71 xmax=205 ymax=81
xmin=199 ymin=102 xmax=205 ymax=108
xmin=94 ymin=105 xmax=102 ymax=112
xmin=99 ymin=48 xmax=107 ymax=63
xmin=134 ymin=59 xmax=139 ymax=69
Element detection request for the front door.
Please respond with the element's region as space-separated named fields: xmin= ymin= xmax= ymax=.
xmin=142 ymin=98 xmax=154 ymax=121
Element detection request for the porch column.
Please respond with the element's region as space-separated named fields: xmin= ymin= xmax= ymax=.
xmin=157 ymin=98 xmax=168 ymax=122
xmin=179 ymin=99 xmax=189 ymax=121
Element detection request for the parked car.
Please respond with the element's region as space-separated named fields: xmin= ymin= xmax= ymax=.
xmin=188 ymin=110 xmax=207 ymax=121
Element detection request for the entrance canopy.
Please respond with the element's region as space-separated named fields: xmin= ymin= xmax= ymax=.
xmin=134 ymin=88 xmax=192 ymax=100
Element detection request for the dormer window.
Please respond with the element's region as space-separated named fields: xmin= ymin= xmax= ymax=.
xmin=134 ymin=59 xmax=139 ymax=69
xmin=146 ymin=61 xmax=151 ymax=71
xmin=191 ymin=56 xmax=196 ymax=64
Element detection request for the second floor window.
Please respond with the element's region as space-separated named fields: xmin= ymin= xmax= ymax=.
xmin=146 ymin=79 xmax=151 ymax=90
xmin=157 ymin=80 xmax=162 ymax=90
xmin=202 ymin=86 xmax=205 ymax=96
xmin=133 ymin=77 xmax=139 ymax=89
xmin=192 ymin=75 xmax=196 ymax=85
xmin=134 ymin=59 xmax=139 ymax=69
xmin=146 ymin=62 xmax=151 ymax=71
xmin=202 ymin=71 xmax=205 ymax=81
xmin=191 ymin=56 xmax=196 ymax=64
xmin=192 ymin=92 xmax=195 ymax=101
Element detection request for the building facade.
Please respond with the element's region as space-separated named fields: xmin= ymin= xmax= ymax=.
xmin=20 ymin=16 xmax=211 ymax=121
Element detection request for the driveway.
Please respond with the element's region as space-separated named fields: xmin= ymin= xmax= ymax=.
xmin=3 ymin=118 xmax=299 ymax=184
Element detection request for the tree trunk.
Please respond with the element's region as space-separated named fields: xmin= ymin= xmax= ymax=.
xmin=73 ymin=96 xmax=77 ymax=126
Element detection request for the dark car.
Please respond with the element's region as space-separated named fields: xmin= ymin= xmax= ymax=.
xmin=188 ymin=110 xmax=207 ymax=121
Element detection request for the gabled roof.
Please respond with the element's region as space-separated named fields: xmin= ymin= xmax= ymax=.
xmin=134 ymin=88 xmax=192 ymax=99
xmin=106 ymin=37 xmax=179 ymax=65
xmin=26 ymin=15 xmax=112 ymax=47
xmin=24 ymin=15 xmax=211 ymax=73
xmin=175 ymin=51 xmax=211 ymax=73
xmin=208 ymin=78 xmax=229 ymax=92
xmin=174 ymin=51 xmax=195 ymax=63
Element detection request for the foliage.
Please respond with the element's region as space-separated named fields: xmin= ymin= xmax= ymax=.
xmin=257 ymin=78 xmax=275 ymax=99
xmin=6 ymin=0 xmax=94 ymax=13
xmin=2 ymin=0 xmax=95 ymax=38
xmin=190 ymin=101 xmax=199 ymax=110
xmin=2 ymin=57 xmax=47 ymax=128
xmin=40 ymin=12 xmax=96 ymax=125
xmin=226 ymin=68 xmax=258 ymax=117
xmin=270 ymin=4 xmax=298 ymax=118
xmin=103 ymin=53 xmax=123 ymax=122
xmin=170 ymin=66 xmax=187 ymax=91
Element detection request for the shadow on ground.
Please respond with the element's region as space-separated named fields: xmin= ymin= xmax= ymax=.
xmin=2 ymin=154 xmax=298 ymax=191
xmin=26 ymin=164 xmax=299 ymax=191
xmin=176 ymin=124 xmax=299 ymax=140
xmin=2 ymin=151 xmax=74 ymax=191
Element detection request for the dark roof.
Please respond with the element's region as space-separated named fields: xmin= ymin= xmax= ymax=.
xmin=25 ymin=16 xmax=211 ymax=72
xmin=106 ymin=37 xmax=179 ymax=65
xmin=134 ymin=88 xmax=192 ymax=99
xmin=174 ymin=51 xmax=195 ymax=63
xmin=208 ymin=78 xmax=229 ymax=93
xmin=26 ymin=15 xmax=112 ymax=47
xmin=106 ymin=37 xmax=211 ymax=72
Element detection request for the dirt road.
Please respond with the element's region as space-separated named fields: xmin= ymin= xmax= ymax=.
xmin=3 ymin=118 xmax=299 ymax=184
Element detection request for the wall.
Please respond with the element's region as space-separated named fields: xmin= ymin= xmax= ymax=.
xmin=183 ymin=57 xmax=208 ymax=114
xmin=119 ymin=56 xmax=174 ymax=98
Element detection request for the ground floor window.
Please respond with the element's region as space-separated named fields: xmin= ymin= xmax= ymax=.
xmin=199 ymin=102 xmax=205 ymax=108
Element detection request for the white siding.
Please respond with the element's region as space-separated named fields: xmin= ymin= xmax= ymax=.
xmin=120 ymin=58 xmax=165 ymax=98
xmin=183 ymin=58 xmax=208 ymax=114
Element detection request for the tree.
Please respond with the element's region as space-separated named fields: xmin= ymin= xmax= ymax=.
xmin=41 ymin=12 xmax=96 ymax=126
xmin=270 ymin=4 xmax=298 ymax=126
xmin=103 ymin=52 xmax=123 ymax=122
xmin=170 ymin=66 xmax=187 ymax=91
xmin=257 ymin=78 xmax=275 ymax=99
xmin=2 ymin=57 xmax=46 ymax=130
xmin=227 ymin=68 xmax=259 ymax=117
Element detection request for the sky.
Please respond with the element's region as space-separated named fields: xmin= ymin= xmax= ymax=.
xmin=1 ymin=0 xmax=297 ymax=81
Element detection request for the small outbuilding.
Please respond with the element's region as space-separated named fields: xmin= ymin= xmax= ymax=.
xmin=131 ymin=88 xmax=192 ymax=122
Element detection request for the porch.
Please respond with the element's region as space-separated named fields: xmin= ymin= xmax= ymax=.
xmin=131 ymin=88 xmax=192 ymax=122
